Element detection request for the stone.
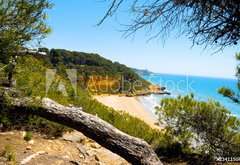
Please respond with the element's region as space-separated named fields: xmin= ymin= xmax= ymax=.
xmin=0 ymin=132 xmax=14 ymax=136
xmin=94 ymin=155 xmax=100 ymax=161
xmin=28 ymin=140 xmax=34 ymax=145
xmin=91 ymin=143 xmax=101 ymax=149
xmin=79 ymin=154 xmax=84 ymax=159
xmin=26 ymin=146 xmax=32 ymax=150
xmin=62 ymin=131 xmax=86 ymax=143
xmin=21 ymin=131 xmax=27 ymax=138
xmin=62 ymin=155 xmax=70 ymax=159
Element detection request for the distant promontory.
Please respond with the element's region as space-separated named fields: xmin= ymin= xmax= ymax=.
xmin=130 ymin=67 xmax=156 ymax=76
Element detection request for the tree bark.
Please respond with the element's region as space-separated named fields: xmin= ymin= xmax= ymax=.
xmin=10 ymin=97 xmax=163 ymax=165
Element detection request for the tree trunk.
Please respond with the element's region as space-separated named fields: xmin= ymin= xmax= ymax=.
xmin=11 ymin=97 xmax=163 ymax=165
xmin=5 ymin=50 xmax=45 ymax=87
xmin=7 ymin=60 xmax=16 ymax=87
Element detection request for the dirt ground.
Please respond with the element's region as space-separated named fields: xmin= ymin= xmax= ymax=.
xmin=0 ymin=130 xmax=129 ymax=165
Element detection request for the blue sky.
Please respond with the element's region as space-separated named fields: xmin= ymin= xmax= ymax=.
xmin=43 ymin=0 xmax=240 ymax=79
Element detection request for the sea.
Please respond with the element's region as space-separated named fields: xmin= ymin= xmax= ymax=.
xmin=140 ymin=73 xmax=240 ymax=119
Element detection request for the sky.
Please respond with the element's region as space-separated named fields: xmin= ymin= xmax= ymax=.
xmin=42 ymin=0 xmax=240 ymax=79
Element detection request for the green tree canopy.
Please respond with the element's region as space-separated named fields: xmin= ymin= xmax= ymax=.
xmin=0 ymin=0 xmax=52 ymax=63
xmin=156 ymin=94 xmax=240 ymax=159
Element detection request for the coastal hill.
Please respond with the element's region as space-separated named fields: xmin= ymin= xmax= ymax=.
xmin=36 ymin=48 xmax=167 ymax=96
xmin=130 ymin=67 xmax=156 ymax=76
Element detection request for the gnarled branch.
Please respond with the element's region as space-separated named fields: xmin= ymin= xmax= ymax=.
xmin=9 ymin=97 xmax=162 ymax=165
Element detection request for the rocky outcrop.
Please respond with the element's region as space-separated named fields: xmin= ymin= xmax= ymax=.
xmin=125 ymin=84 xmax=170 ymax=97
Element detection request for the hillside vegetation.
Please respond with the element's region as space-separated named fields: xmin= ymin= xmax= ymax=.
xmin=0 ymin=55 xmax=163 ymax=145
xmin=36 ymin=48 xmax=150 ymax=94
xmin=1 ymin=53 xmax=239 ymax=164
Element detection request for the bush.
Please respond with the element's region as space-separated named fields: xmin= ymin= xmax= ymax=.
xmin=23 ymin=132 xmax=32 ymax=141
xmin=156 ymin=94 xmax=240 ymax=160
xmin=8 ymin=152 xmax=15 ymax=162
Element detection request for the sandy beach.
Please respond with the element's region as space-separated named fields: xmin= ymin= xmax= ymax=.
xmin=94 ymin=95 xmax=161 ymax=129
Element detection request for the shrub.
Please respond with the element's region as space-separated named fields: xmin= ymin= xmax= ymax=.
xmin=23 ymin=132 xmax=32 ymax=141
xmin=156 ymin=94 xmax=240 ymax=160
xmin=8 ymin=152 xmax=15 ymax=162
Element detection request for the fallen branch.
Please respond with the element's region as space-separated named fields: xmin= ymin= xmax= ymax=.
xmin=10 ymin=97 xmax=163 ymax=165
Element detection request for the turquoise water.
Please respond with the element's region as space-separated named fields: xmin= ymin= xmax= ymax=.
xmin=140 ymin=73 xmax=240 ymax=118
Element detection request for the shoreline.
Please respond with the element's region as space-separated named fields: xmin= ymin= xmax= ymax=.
xmin=92 ymin=83 xmax=170 ymax=97
xmin=94 ymin=95 xmax=162 ymax=130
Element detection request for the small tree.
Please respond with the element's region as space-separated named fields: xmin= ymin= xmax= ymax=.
xmin=156 ymin=94 xmax=240 ymax=160
xmin=0 ymin=0 xmax=52 ymax=86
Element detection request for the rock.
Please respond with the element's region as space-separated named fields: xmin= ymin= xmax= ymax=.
xmin=94 ymin=155 xmax=100 ymax=161
xmin=62 ymin=155 xmax=70 ymax=159
xmin=26 ymin=146 xmax=32 ymax=150
xmin=28 ymin=140 xmax=34 ymax=144
xmin=81 ymin=138 xmax=90 ymax=145
xmin=22 ymin=131 xmax=27 ymax=138
xmin=79 ymin=154 xmax=84 ymax=159
xmin=88 ymin=139 xmax=95 ymax=143
xmin=69 ymin=160 xmax=81 ymax=165
xmin=91 ymin=143 xmax=101 ymax=149
xmin=76 ymin=144 xmax=89 ymax=159
xmin=62 ymin=131 xmax=86 ymax=143
xmin=47 ymin=140 xmax=53 ymax=143
xmin=0 ymin=131 xmax=14 ymax=136
xmin=20 ymin=150 xmax=45 ymax=165
xmin=45 ymin=146 xmax=51 ymax=152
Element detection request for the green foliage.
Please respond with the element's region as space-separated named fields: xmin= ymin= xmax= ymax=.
xmin=0 ymin=0 xmax=52 ymax=63
xmin=4 ymin=53 xmax=240 ymax=163
xmin=79 ymin=97 xmax=162 ymax=142
xmin=35 ymin=48 xmax=150 ymax=93
xmin=0 ymin=56 xmax=162 ymax=145
xmin=218 ymin=53 xmax=240 ymax=104
xmin=8 ymin=152 xmax=15 ymax=162
xmin=0 ymin=57 xmax=73 ymax=136
xmin=156 ymin=94 xmax=240 ymax=160
xmin=23 ymin=132 xmax=32 ymax=141
xmin=218 ymin=87 xmax=235 ymax=97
